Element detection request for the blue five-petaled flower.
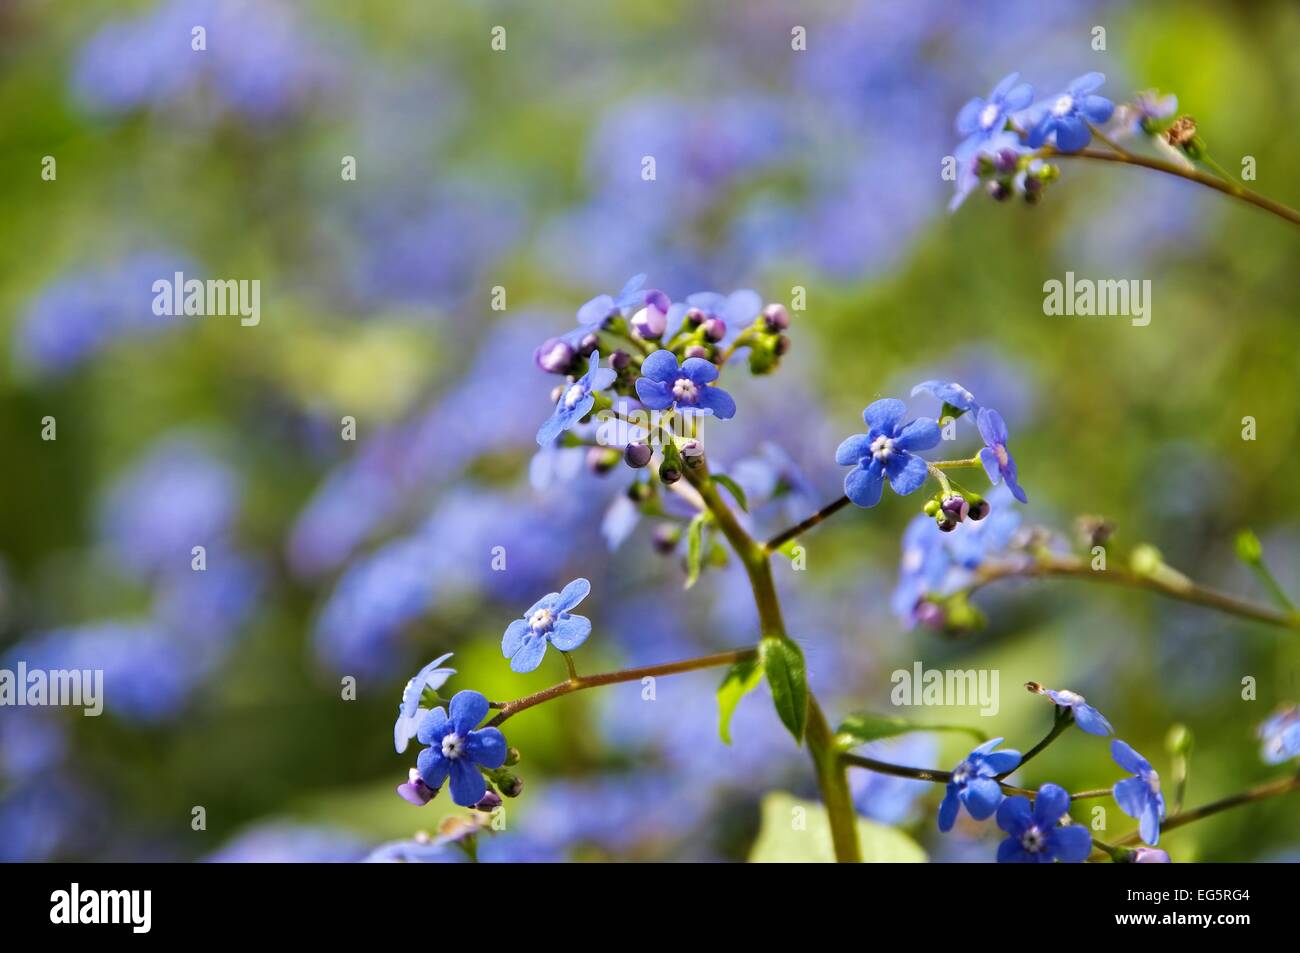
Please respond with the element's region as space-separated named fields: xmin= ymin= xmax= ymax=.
xmin=635 ymin=349 xmax=736 ymax=419
xmin=911 ymin=379 xmax=979 ymax=414
xmin=1259 ymin=705 xmax=1300 ymax=764
xmin=415 ymin=690 xmax=508 ymax=807
xmin=1111 ymin=739 xmax=1165 ymax=845
xmin=394 ymin=652 xmax=457 ymax=754
xmin=995 ymin=783 xmax=1092 ymax=863
xmin=537 ymin=351 xmax=617 ymax=447
xmin=836 ymin=398 xmax=940 ymax=508
xmin=938 ymin=737 xmax=1021 ymax=830
xmin=1028 ymin=73 xmax=1116 ymax=153
xmin=955 ymin=72 xmax=1034 ymax=156
xmin=977 ymin=407 xmax=1028 ymax=504
xmin=502 ymin=578 xmax=593 ymax=673
xmin=1042 ymin=687 xmax=1113 ymax=736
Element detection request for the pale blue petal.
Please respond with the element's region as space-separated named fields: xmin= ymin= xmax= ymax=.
xmin=448 ymin=759 xmax=486 ymax=807
xmin=449 ymin=690 xmax=489 ymax=735
xmin=885 ymin=453 xmax=929 ymax=496
xmin=549 ymin=614 xmax=591 ymax=651
xmin=466 ymin=727 xmax=507 ymax=769
xmin=555 ymin=577 xmax=591 ymax=611
xmin=844 ymin=463 xmax=884 ymax=508
xmin=835 ymin=433 xmax=872 ymax=466
xmin=863 ymin=398 xmax=907 ymax=434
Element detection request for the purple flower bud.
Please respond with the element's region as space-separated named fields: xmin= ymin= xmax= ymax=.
xmin=773 ymin=334 xmax=791 ymax=356
xmin=994 ymin=148 xmax=1019 ymax=175
xmin=579 ymin=332 xmax=600 ymax=354
xmin=534 ymin=337 xmax=575 ymax=374
xmin=631 ymin=291 xmax=670 ymax=339
xmin=609 ymin=349 xmax=630 ymax=371
xmin=396 ymin=769 xmax=437 ymax=806
xmin=969 ymin=499 xmax=991 ymax=521
xmin=762 ymin=303 xmax=789 ymax=332
xmin=684 ymin=344 xmax=711 ymax=360
xmin=987 ymin=180 xmax=1012 ymax=201
xmin=624 ymin=442 xmax=653 ymax=468
xmin=1130 ymin=847 xmax=1171 ymax=863
xmin=652 ymin=523 xmax=680 ymax=554
xmin=496 ymin=774 xmax=524 ymax=798
xmin=702 ymin=317 xmax=726 ymax=342
xmin=659 ymin=462 xmax=682 ymax=485
xmin=937 ymin=516 xmax=958 ymax=533
xmin=941 ymin=495 xmax=970 ymax=522
xmin=683 ymin=307 xmax=706 ymax=328
xmin=473 ymin=791 xmax=503 ymax=812
xmin=914 ymin=601 xmax=945 ymax=628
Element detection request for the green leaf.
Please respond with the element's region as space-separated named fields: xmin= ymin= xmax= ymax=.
xmin=716 ymin=657 xmax=764 ymax=745
xmin=761 ymin=636 xmax=808 ymax=743
xmin=834 ymin=711 xmax=988 ymax=751
xmin=683 ymin=513 xmax=706 ymax=589
xmin=711 ymin=473 xmax=749 ymax=512
xmin=748 ymin=792 xmax=926 ymax=863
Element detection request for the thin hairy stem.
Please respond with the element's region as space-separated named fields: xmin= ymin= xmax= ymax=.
xmin=763 ymin=495 xmax=851 ymax=552
xmin=841 ymin=753 xmax=1108 ymax=802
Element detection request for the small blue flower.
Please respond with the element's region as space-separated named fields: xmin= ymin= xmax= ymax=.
xmin=576 ymin=273 xmax=647 ymax=329
xmin=415 ymin=690 xmax=508 ymax=807
xmin=537 ymin=351 xmax=617 ymax=447
xmin=1111 ymin=739 xmax=1165 ymax=845
xmin=394 ymin=652 xmax=456 ymax=754
xmin=1126 ymin=90 xmax=1178 ymax=136
xmin=836 ymin=398 xmax=940 ymax=508
xmin=1027 ymin=73 xmax=1116 ymax=153
xmin=1040 ymin=687 xmax=1113 ymax=736
xmin=995 ymin=783 xmax=1091 ymax=863
xmin=1258 ymin=705 xmax=1300 ymax=764
xmin=634 ymin=349 xmax=736 ymax=419
xmin=911 ymin=380 xmax=979 ymax=414
xmin=938 ymin=737 xmax=1021 ymax=831
xmin=976 ymin=407 xmax=1027 ymax=504
xmin=955 ymin=72 xmax=1034 ymax=152
xmin=502 ymin=578 xmax=593 ymax=673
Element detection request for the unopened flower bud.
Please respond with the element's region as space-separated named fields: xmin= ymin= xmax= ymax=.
xmin=683 ymin=307 xmax=706 ymax=329
xmin=579 ymin=332 xmax=600 ymax=354
xmin=397 ymin=768 xmax=437 ymax=806
xmin=626 ymin=481 xmax=652 ymax=502
xmin=631 ymin=290 xmax=670 ymax=339
xmin=702 ymin=317 xmax=726 ymax=342
xmin=496 ymin=774 xmax=524 ymax=798
xmin=994 ymin=148 xmax=1019 ymax=175
xmin=684 ymin=344 xmax=711 ymax=360
xmin=762 ymin=303 xmax=789 ymax=332
xmin=679 ymin=439 xmax=704 ymax=466
xmin=937 ymin=514 xmax=958 ymax=532
xmin=968 ymin=499 xmax=991 ymax=521
xmin=534 ymin=337 xmax=576 ymax=374
xmin=914 ymin=601 xmax=945 ymax=628
xmin=587 ymin=447 xmax=619 ymax=474
xmin=652 ymin=523 xmax=680 ymax=554
xmin=941 ymin=494 xmax=970 ymax=522
xmin=504 ymin=746 xmax=521 ymax=766
xmin=923 ymin=499 xmax=941 ymax=517
xmin=773 ymin=334 xmax=791 ymax=356
xmin=624 ymin=442 xmax=653 ymax=469
xmin=988 ymin=180 xmax=1012 ymax=201
xmin=658 ymin=462 xmax=682 ymax=485
xmin=1128 ymin=847 xmax=1171 ymax=864
xmin=473 ymin=791 xmax=502 ymax=812
xmin=609 ymin=349 xmax=631 ymax=371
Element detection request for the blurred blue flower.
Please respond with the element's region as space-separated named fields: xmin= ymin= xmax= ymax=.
xmin=537 ymin=352 xmax=617 ymax=447
xmin=995 ymin=784 xmax=1091 ymax=863
xmin=836 ymin=399 xmax=939 ymax=507
xmin=851 ymin=735 xmax=938 ymax=825
xmin=1258 ymin=705 xmax=1300 ymax=764
xmin=938 ymin=737 xmax=1020 ymax=831
xmin=394 ymin=653 xmax=456 ymax=754
xmin=954 ymin=72 xmax=1033 ymax=153
xmin=1040 ymin=687 xmax=1113 ymax=736
xmin=635 ymin=350 xmax=737 ymax=419
xmin=205 ymin=822 xmax=369 ymax=863
xmin=977 ymin=407 xmax=1028 ymax=504
xmin=576 ymin=274 xmax=647 ymax=329
xmin=415 ymin=691 xmax=508 ymax=807
xmin=1111 ymin=739 xmax=1165 ymax=845
xmin=911 ymin=380 xmax=979 ymax=414
xmin=1027 ymin=73 xmax=1115 ymax=152
xmin=502 ymin=579 xmax=592 ymax=673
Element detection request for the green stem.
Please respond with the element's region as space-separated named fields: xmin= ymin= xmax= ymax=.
xmin=763 ymin=495 xmax=851 ymax=553
xmin=808 ymin=699 xmax=864 ymax=863
xmin=1002 ymin=708 xmax=1073 ymax=777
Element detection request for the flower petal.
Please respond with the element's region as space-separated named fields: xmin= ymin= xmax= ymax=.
xmin=981 ymin=749 xmax=1022 ymax=775
xmin=502 ymin=617 xmax=529 ymax=660
xmin=996 ymin=794 xmax=1032 ymax=833
xmin=1113 ymin=776 xmax=1149 ymax=822
xmin=979 ymin=446 xmax=1002 ymax=485
xmin=991 ymin=72 xmax=1021 ymax=101
xmin=417 ymin=747 xmax=450 ymax=790
xmin=555 ymin=577 xmax=591 ymax=612
xmin=937 ymin=786 xmax=960 ymax=831
xmin=885 ymin=452 xmax=929 ymax=496
xmin=1068 ymin=72 xmax=1105 ymax=96
xmin=844 ymin=463 xmax=884 ymax=508
xmin=1081 ymin=95 xmax=1115 ymax=124
xmin=449 ymin=690 xmax=490 ymax=735
xmin=697 ymin=385 xmax=736 ymax=420
xmin=977 ymin=407 xmax=1008 ymax=446
xmin=996 ymin=837 xmax=1034 ymax=863
xmin=509 ymin=633 xmax=548 ymax=673
xmin=1048 ymin=824 xmax=1092 ymax=863
xmin=955 ymin=97 xmax=985 ymax=135
xmin=893 ymin=417 xmax=941 ymax=451
xmin=639 ymin=349 xmax=679 ymax=384
xmin=1139 ymin=801 xmax=1162 ymax=846
xmin=1003 ymin=83 xmax=1034 ymax=113
xmin=634 ymin=377 xmax=672 ymax=410
xmin=1110 ymin=739 xmax=1151 ymax=776
xmin=548 ymin=614 xmax=591 ymax=651
xmin=466 ymin=727 xmax=507 ymax=769
xmin=680 ymin=357 xmax=719 ymax=385
xmin=863 ymin=398 xmax=907 ymax=434
xmin=1073 ymin=703 xmax=1113 ymax=736
xmin=1054 ymin=115 xmax=1092 ymax=152
xmin=962 ymin=776 xmax=1004 ymax=820
xmin=1032 ymin=783 xmax=1070 ymax=826
xmin=415 ymin=707 xmax=448 ymax=746
xmin=448 ymin=759 xmax=486 ymax=807
xmin=835 ymin=433 xmax=872 ymax=466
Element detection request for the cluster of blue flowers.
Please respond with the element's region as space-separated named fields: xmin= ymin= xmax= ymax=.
xmin=934 ymin=688 xmax=1169 ymax=862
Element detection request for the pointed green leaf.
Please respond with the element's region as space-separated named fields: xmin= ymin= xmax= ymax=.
xmin=761 ymin=635 xmax=808 ymax=743
xmin=683 ymin=513 xmax=706 ymax=589
xmin=712 ymin=473 xmax=749 ymax=512
xmin=717 ymin=657 xmax=764 ymax=745
xmin=834 ymin=712 xmax=988 ymax=751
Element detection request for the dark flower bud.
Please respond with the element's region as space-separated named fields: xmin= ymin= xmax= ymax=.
xmin=626 ymin=481 xmax=652 ymax=502
xmin=579 ymin=332 xmax=600 ymax=354
xmin=684 ymin=344 xmax=711 ymax=361
xmin=994 ymin=148 xmax=1019 ymax=175
xmin=683 ymin=307 xmax=706 ymax=329
xmin=624 ymin=441 xmax=653 ymax=468
xmin=631 ymin=291 xmax=670 ymax=339
xmin=762 ymin=303 xmax=790 ymax=332
xmin=504 ymin=747 xmax=522 ymax=767
xmin=914 ymin=601 xmax=945 ymax=628
xmin=587 ymin=447 xmax=619 ymax=474
xmin=987 ymin=180 xmax=1012 ymax=202
xmin=496 ymin=774 xmax=524 ymax=798
xmin=652 ymin=523 xmax=680 ymax=554
xmin=658 ymin=462 xmax=682 ymax=485
xmin=473 ymin=791 xmax=503 ymax=812
xmin=937 ymin=514 xmax=958 ymax=532
xmin=702 ymin=317 xmax=726 ymax=342
xmin=535 ymin=337 xmax=576 ymax=375
xmin=679 ymin=438 xmax=704 ymax=467
xmin=609 ymin=349 xmax=631 ymax=371
xmin=941 ymin=494 xmax=970 ymax=522
xmin=1024 ymin=175 xmax=1043 ymax=195
xmin=968 ymin=499 xmax=991 ymax=521
xmin=773 ymin=334 xmax=791 ymax=356
xmin=1075 ymin=514 xmax=1114 ymax=547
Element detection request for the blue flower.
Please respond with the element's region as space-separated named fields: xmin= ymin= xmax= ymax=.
xmin=955 ymin=72 xmax=1034 ymax=152
xmin=1111 ymin=739 xmax=1165 ymax=845
xmin=394 ymin=653 xmax=457 ymax=754
xmin=1124 ymin=90 xmax=1178 ymax=136
xmin=1027 ymin=73 xmax=1116 ymax=153
xmin=502 ymin=578 xmax=593 ymax=673
xmin=1039 ymin=687 xmax=1113 ymax=736
xmin=995 ymin=784 xmax=1092 ymax=863
xmin=634 ymin=350 xmax=737 ymax=419
xmin=1258 ymin=705 xmax=1300 ymax=764
xmin=576 ymin=273 xmax=647 ymax=329
xmin=938 ymin=737 xmax=1021 ymax=831
xmin=911 ymin=379 xmax=979 ymax=414
xmin=537 ymin=351 xmax=617 ymax=447
xmin=415 ymin=691 xmax=508 ymax=807
xmin=836 ymin=398 xmax=940 ymax=508
xmin=976 ymin=407 xmax=1027 ymax=504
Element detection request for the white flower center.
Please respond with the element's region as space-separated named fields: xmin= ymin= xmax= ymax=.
xmin=563 ymin=383 xmax=586 ymax=409
xmin=952 ymin=762 xmax=973 ymax=785
xmin=870 ymin=435 xmax=895 ymax=461
xmin=672 ymin=378 xmax=699 ymax=403
xmin=1056 ymin=690 xmax=1083 ymax=705
xmin=1020 ymin=826 xmax=1045 ymax=852
xmin=1052 ymin=94 xmax=1074 ymax=117
xmin=529 ymin=608 xmax=554 ymax=632
xmin=979 ymin=103 xmax=1001 ymax=129
xmin=441 ymin=733 xmax=465 ymax=760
